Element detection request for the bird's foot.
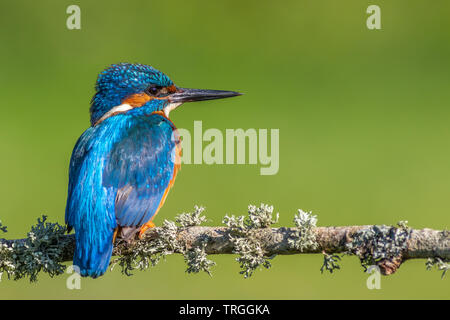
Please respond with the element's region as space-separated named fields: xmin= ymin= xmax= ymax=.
xmin=139 ymin=221 xmax=156 ymax=239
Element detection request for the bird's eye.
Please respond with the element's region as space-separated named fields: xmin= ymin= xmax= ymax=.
xmin=147 ymin=85 xmax=161 ymax=96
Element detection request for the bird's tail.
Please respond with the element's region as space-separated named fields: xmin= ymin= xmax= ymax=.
xmin=73 ymin=231 xmax=114 ymax=278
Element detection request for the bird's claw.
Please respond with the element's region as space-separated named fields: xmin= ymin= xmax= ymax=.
xmin=139 ymin=221 xmax=156 ymax=239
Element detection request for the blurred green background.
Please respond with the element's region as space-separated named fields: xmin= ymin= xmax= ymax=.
xmin=0 ymin=0 xmax=449 ymax=299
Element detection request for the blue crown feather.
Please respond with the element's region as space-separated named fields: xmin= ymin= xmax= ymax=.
xmin=90 ymin=63 xmax=173 ymax=126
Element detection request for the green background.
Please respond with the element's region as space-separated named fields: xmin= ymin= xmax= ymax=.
xmin=1 ymin=0 xmax=449 ymax=299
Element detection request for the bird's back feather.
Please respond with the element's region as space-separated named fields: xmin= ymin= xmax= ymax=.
xmin=65 ymin=113 xmax=179 ymax=277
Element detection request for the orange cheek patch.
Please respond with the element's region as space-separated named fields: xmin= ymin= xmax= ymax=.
xmin=122 ymin=93 xmax=152 ymax=107
xmin=167 ymin=85 xmax=177 ymax=93
xmin=122 ymin=86 xmax=176 ymax=107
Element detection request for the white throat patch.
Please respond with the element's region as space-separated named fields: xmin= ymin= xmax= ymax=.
xmin=163 ymin=102 xmax=182 ymax=118
xmin=96 ymin=103 xmax=133 ymax=124
xmin=95 ymin=101 xmax=183 ymax=125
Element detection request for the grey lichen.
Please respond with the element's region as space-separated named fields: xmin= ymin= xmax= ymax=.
xmin=321 ymin=252 xmax=341 ymax=274
xmin=396 ymin=220 xmax=410 ymax=230
xmin=426 ymin=257 xmax=449 ymax=279
xmin=247 ymin=204 xmax=279 ymax=228
xmin=0 ymin=221 xmax=7 ymax=233
xmin=223 ymin=203 xmax=278 ymax=278
xmin=112 ymin=219 xmax=182 ymax=276
xmin=112 ymin=206 xmax=214 ymax=276
xmin=184 ymin=242 xmax=216 ymax=276
xmin=176 ymin=205 xmax=207 ymax=227
xmin=288 ymin=209 xmax=319 ymax=252
xmin=0 ymin=216 xmax=67 ymax=282
xmin=0 ymin=220 xmax=13 ymax=281
xmin=177 ymin=206 xmax=215 ymax=275
xmin=222 ymin=214 xmax=246 ymax=229
xmin=345 ymin=224 xmax=411 ymax=273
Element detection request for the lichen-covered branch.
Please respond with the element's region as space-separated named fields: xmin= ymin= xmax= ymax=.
xmin=0 ymin=205 xmax=449 ymax=282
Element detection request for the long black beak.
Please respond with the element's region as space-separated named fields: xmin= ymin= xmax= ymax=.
xmin=169 ymin=88 xmax=242 ymax=103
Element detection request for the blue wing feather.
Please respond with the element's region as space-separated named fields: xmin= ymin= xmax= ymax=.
xmin=65 ymin=121 xmax=122 ymax=277
xmin=65 ymin=113 xmax=178 ymax=277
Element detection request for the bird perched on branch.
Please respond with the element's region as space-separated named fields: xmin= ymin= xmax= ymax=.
xmin=65 ymin=63 xmax=241 ymax=278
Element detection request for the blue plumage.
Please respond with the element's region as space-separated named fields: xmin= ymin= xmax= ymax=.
xmin=90 ymin=63 xmax=173 ymax=126
xmin=65 ymin=63 xmax=240 ymax=278
xmin=66 ymin=114 xmax=176 ymax=277
xmin=104 ymin=114 xmax=178 ymax=227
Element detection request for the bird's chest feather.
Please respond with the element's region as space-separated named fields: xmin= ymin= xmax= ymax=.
xmin=102 ymin=112 xmax=180 ymax=188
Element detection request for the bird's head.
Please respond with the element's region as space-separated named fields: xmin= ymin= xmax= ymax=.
xmin=90 ymin=63 xmax=241 ymax=126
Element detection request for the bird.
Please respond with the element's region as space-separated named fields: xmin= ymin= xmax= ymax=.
xmin=65 ymin=63 xmax=241 ymax=278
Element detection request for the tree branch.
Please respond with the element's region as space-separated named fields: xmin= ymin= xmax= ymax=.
xmin=0 ymin=205 xmax=448 ymax=281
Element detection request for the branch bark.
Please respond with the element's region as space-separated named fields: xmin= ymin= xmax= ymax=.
xmin=1 ymin=225 xmax=448 ymax=276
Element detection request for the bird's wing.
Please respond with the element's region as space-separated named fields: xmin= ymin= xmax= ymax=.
xmin=65 ymin=126 xmax=108 ymax=228
xmin=103 ymin=113 xmax=180 ymax=228
xmin=65 ymin=124 xmax=121 ymax=277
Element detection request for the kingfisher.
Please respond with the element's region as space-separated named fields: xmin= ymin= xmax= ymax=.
xmin=65 ymin=63 xmax=241 ymax=278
